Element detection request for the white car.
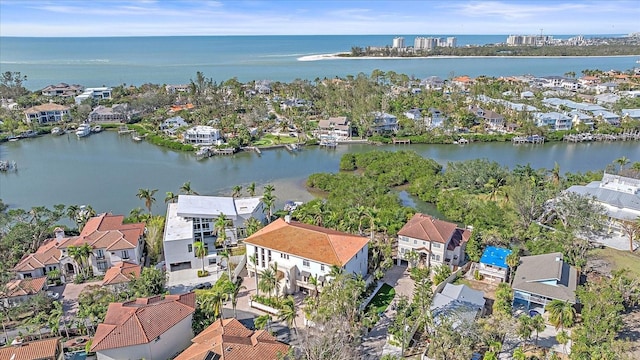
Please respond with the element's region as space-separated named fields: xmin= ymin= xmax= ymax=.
xmin=45 ymin=291 xmax=59 ymax=300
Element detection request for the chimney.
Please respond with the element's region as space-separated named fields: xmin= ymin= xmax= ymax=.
xmin=54 ymin=227 xmax=65 ymax=242
xmin=284 ymin=215 xmax=291 ymax=224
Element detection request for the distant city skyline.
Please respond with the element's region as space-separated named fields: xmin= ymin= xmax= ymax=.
xmin=1 ymin=0 xmax=638 ymax=37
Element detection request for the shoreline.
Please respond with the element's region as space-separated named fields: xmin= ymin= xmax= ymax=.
xmin=297 ymin=53 xmax=640 ymax=61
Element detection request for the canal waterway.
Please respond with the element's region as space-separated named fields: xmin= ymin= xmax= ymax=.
xmin=1 ymin=131 xmax=639 ymax=215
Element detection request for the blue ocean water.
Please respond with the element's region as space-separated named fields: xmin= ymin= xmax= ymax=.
xmin=0 ymin=35 xmax=636 ymax=90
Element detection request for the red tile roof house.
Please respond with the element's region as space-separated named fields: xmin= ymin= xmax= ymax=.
xmin=101 ymin=261 xmax=142 ymax=290
xmin=0 ymin=337 xmax=64 ymax=360
xmin=396 ymin=213 xmax=471 ymax=268
xmin=0 ymin=276 xmax=48 ymax=308
xmin=90 ymin=293 xmax=196 ymax=360
xmin=244 ymin=217 xmax=369 ymax=296
xmin=13 ymin=214 xmax=146 ymax=282
xmin=174 ymin=318 xmax=290 ymax=360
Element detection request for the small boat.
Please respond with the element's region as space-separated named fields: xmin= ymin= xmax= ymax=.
xmin=91 ymin=125 xmax=102 ymax=133
xmin=7 ymin=136 xmax=19 ymax=142
xmin=51 ymin=127 xmax=64 ymax=136
xmin=0 ymin=160 xmax=17 ymax=172
xmin=76 ymin=123 xmax=91 ymax=137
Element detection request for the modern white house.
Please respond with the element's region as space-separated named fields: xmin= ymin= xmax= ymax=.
xmin=160 ymin=116 xmax=188 ymax=135
xmin=91 ymin=293 xmax=196 ymax=360
xmin=23 ymin=104 xmax=71 ymax=124
xmin=183 ymin=125 xmax=223 ymax=145
xmin=13 ymin=214 xmax=146 ymax=280
xmin=163 ymin=195 xmax=265 ymax=272
xmin=75 ymin=87 xmax=112 ymax=104
xmin=397 ymin=213 xmax=471 ymax=268
xmin=244 ymin=217 xmax=369 ymax=295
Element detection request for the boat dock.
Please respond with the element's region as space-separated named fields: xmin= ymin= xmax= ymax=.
xmin=242 ymin=146 xmax=262 ymax=156
xmin=285 ymin=143 xmax=302 ymax=153
xmin=196 ymin=147 xmax=236 ymax=158
xmin=563 ymin=132 xmax=640 ymax=142
xmin=0 ymin=160 xmax=17 ymax=172
xmin=118 ymin=125 xmax=134 ymax=134
xmin=392 ymin=138 xmax=411 ymax=144
xmin=512 ymin=135 xmax=545 ymax=144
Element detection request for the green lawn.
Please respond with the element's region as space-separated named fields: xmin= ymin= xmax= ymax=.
xmin=366 ymin=283 xmax=396 ymax=314
xmin=253 ymin=133 xmax=300 ymax=146
xmin=591 ymin=247 xmax=640 ymax=278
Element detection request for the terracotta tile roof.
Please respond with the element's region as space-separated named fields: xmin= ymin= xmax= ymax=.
xmin=91 ymin=292 xmax=196 ymax=352
xmin=397 ymin=213 xmax=470 ymax=244
xmin=58 ymin=213 xmax=144 ymax=251
xmin=24 ymin=103 xmax=70 ymax=113
xmin=174 ymin=318 xmax=290 ymax=360
xmin=244 ymin=218 xmax=369 ymax=266
xmin=0 ymin=337 xmax=61 ymax=360
xmin=1 ymin=277 xmax=47 ymax=298
xmin=13 ymin=238 xmax=63 ymax=272
xmin=102 ymin=261 xmax=141 ymax=286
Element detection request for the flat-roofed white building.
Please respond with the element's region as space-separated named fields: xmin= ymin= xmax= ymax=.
xmin=184 ymin=125 xmax=222 ymax=145
xmin=163 ymin=195 xmax=265 ymax=272
xmin=75 ymin=87 xmax=112 ymax=104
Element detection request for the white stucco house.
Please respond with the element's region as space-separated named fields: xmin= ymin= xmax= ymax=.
xmin=75 ymin=87 xmax=112 ymax=104
xmin=184 ymin=125 xmax=223 ymax=145
xmin=397 ymin=213 xmax=471 ymax=268
xmin=244 ymin=217 xmax=369 ymax=295
xmin=23 ymin=104 xmax=71 ymax=124
xmin=91 ymin=293 xmax=196 ymax=360
xmin=163 ymin=195 xmax=265 ymax=272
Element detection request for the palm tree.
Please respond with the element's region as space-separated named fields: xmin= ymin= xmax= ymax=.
xmin=214 ymin=213 xmax=229 ymax=250
xmin=279 ymin=295 xmax=298 ymax=338
xmin=66 ymin=204 xmax=80 ymax=225
xmin=308 ymin=275 xmax=320 ymax=298
xmin=263 ymin=184 xmax=275 ymax=194
xmin=180 ymin=181 xmax=199 ymax=195
xmin=269 ymin=262 xmax=281 ymax=298
xmin=556 ymin=329 xmax=570 ymax=355
xmin=232 ymin=185 xmax=242 ymax=198
xmin=517 ymin=315 xmax=533 ymax=349
xmin=219 ymin=250 xmax=232 ymax=280
xmin=261 ymin=192 xmax=276 ymax=223
xmin=248 ymin=253 xmax=259 ymax=295
xmin=68 ymin=243 xmax=93 ymax=278
xmin=244 ymin=217 xmax=263 ymax=237
xmin=226 ymin=279 xmax=246 ymax=318
xmin=505 ymin=252 xmax=520 ymax=284
xmin=136 ymin=188 xmax=158 ymax=214
xmin=194 ymin=241 xmax=207 ymax=274
xmin=200 ymin=288 xmax=228 ymax=320
xmin=512 ymin=347 xmax=526 ymax=360
xmin=545 ymin=300 xmax=576 ymax=330
xmin=164 ymin=191 xmax=178 ymax=204
xmin=47 ymin=301 xmax=64 ymax=336
xmin=258 ymin=268 xmax=276 ymax=298
xmin=550 ymin=162 xmax=561 ymax=186
xmin=247 ymin=182 xmax=256 ymax=196
xmin=531 ymin=314 xmax=545 ymax=346
xmin=484 ymin=177 xmax=505 ymax=201
xmin=328 ymin=265 xmax=343 ymax=278
xmin=254 ymin=314 xmax=271 ymax=331
xmin=615 ymin=156 xmax=630 ymax=172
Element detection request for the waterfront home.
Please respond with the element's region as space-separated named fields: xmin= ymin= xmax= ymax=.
xmin=566 ymin=172 xmax=640 ymax=238
xmin=91 ymin=293 xmax=196 ymax=360
xmin=590 ymin=109 xmax=621 ymax=126
xmin=88 ymin=104 xmax=129 ymax=123
xmin=404 ymin=108 xmax=422 ymax=121
xmin=468 ymin=105 xmax=504 ymax=130
xmin=23 ymin=103 xmax=71 ymax=124
xmin=41 ymin=83 xmax=84 ymax=98
xmin=371 ymin=112 xmax=399 ymax=134
xmin=396 ymin=213 xmax=470 ymax=268
xmin=512 ymin=253 xmax=578 ymax=311
xmin=101 ymin=261 xmax=141 ymax=289
xmin=569 ymin=110 xmax=594 ymax=128
xmin=622 ymin=108 xmax=640 ymax=120
xmin=427 ymin=108 xmax=446 ymax=128
xmin=244 ymin=217 xmax=369 ymax=295
xmin=317 ymin=116 xmax=351 ymax=140
xmin=163 ymin=195 xmax=265 ymax=272
xmin=13 ymin=214 xmax=145 ymax=280
xmin=431 ymin=283 xmax=485 ymax=327
xmin=184 ymin=125 xmax=223 ymax=145
xmin=477 ymin=246 xmax=512 ymax=282
xmin=75 ymin=87 xmax=112 ymax=104
xmin=0 ymin=337 xmax=63 ymax=360
xmin=0 ymin=276 xmax=47 ymax=308
xmin=174 ymin=318 xmax=290 ymax=360
xmin=160 ymin=115 xmax=188 ymax=135
xmin=533 ymin=112 xmax=572 ymax=131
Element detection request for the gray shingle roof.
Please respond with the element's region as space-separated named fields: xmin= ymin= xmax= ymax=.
xmin=512 ymin=253 xmax=577 ymax=303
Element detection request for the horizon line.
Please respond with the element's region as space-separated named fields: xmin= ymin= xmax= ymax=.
xmin=0 ymin=33 xmax=629 ymax=39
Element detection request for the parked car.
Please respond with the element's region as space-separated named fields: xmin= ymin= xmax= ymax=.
xmin=46 ymin=290 xmax=60 ymax=300
xmin=194 ymin=282 xmax=213 ymax=290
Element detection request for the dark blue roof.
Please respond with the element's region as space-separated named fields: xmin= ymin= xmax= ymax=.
xmin=479 ymin=246 xmax=512 ymax=268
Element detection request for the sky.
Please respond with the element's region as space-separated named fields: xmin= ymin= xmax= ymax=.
xmin=1 ymin=0 xmax=639 ymax=37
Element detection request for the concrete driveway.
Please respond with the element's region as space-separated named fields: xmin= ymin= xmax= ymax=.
xmin=61 ymin=280 xmax=102 ymax=316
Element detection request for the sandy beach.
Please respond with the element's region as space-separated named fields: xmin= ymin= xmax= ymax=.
xmin=297 ymin=53 xmax=639 ymax=62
